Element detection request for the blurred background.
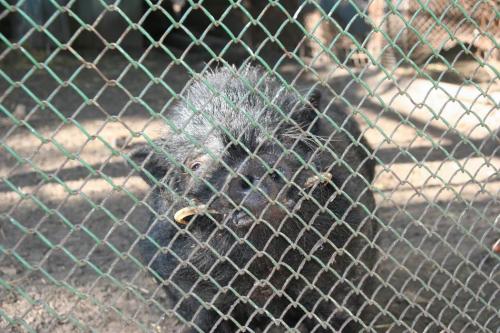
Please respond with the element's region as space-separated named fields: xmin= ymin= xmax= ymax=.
xmin=0 ymin=1 xmax=498 ymax=332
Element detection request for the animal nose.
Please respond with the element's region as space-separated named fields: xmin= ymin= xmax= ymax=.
xmin=228 ymin=174 xmax=258 ymax=199
xmin=227 ymin=174 xmax=267 ymax=211
xmin=237 ymin=175 xmax=256 ymax=192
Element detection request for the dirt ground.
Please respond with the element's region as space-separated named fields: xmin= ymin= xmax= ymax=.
xmin=0 ymin=49 xmax=498 ymax=333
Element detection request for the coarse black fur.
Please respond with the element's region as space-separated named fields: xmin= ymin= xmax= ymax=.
xmin=130 ymin=66 xmax=378 ymax=332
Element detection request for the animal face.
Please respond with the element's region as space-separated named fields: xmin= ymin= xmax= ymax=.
xmin=131 ymin=66 xmax=322 ymax=233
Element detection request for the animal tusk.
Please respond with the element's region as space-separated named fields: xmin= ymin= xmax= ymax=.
xmin=493 ymin=239 xmax=500 ymax=254
xmin=304 ymin=172 xmax=332 ymax=189
xmin=174 ymin=205 xmax=217 ymax=225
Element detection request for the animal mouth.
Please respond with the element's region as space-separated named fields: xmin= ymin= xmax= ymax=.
xmin=174 ymin=205 xmax=254 ymax=228
xmin=229 ymin=210 xmax=254 ymax=228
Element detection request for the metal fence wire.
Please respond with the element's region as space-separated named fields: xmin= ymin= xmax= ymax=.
xmin=0 ymin=0 xmax=498 ymax=332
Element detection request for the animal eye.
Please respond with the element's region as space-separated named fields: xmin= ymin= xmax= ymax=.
xmin=189 ymin=161 xmax=201 ymax=171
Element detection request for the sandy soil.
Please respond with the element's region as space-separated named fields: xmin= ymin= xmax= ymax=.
xmin=0 ymin=49 xmax=498 ymax=332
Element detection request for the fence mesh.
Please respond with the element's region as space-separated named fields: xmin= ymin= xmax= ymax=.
xmin=0 ymin=0 xmax=498 ymax=332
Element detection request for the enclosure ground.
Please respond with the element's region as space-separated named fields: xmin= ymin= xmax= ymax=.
xmin=0 ymin=51 xmax=498 ymax=332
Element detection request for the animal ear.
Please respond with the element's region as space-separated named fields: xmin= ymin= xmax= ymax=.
xmin=128 ymin=142 xmax=169 ymax=186
xmin=290 ymin=89 xmax=321 ymax=130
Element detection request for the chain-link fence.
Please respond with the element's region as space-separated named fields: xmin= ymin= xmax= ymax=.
xmin=0 ymin=0 xmax=498 ymax=332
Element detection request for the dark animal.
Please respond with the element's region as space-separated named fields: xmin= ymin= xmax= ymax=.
xmin=130 ymin=66 xmax=378 ymax=332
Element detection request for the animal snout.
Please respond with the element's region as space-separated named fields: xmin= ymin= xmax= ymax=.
xmin=235 ymin=174 xmax=257 ymax=192
xmin=228 ymin=174 xmax=267 ymax=212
